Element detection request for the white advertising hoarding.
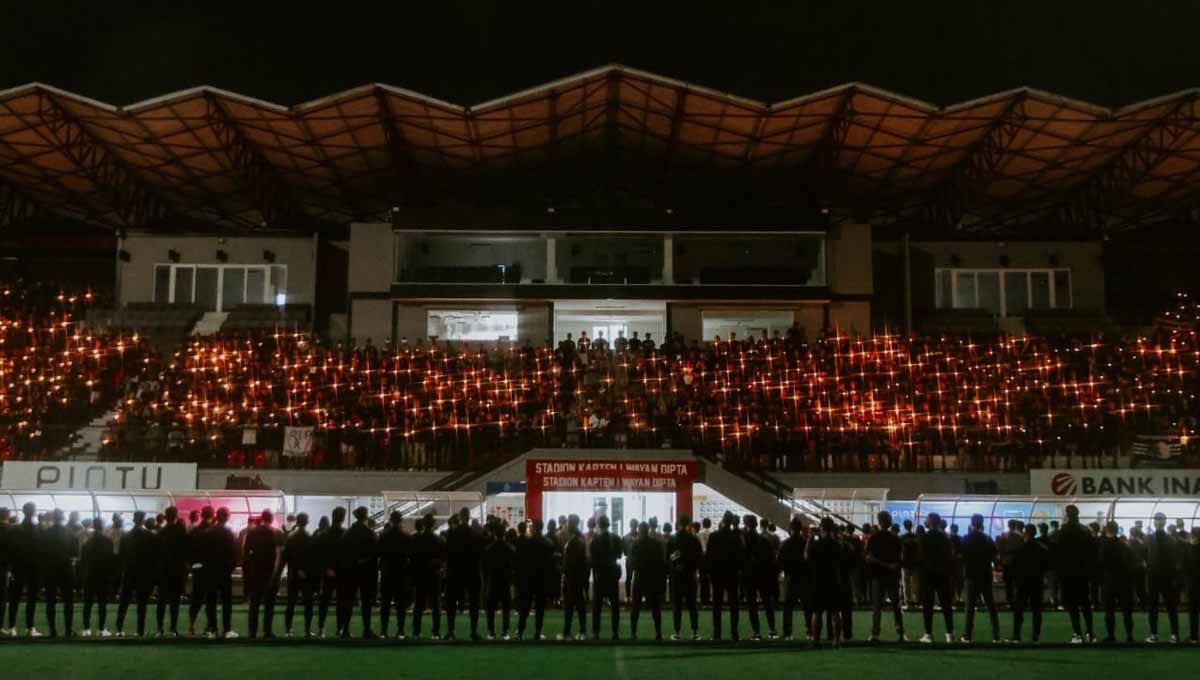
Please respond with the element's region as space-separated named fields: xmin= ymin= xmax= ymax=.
xmin=1031 ymin=468 xmax=1200 ymax=497
xmin=1 ymin=462 xmax=198 ymax=491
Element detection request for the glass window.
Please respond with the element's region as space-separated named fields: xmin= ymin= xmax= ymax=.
xmin=427 ymin=310 xmax=519 ymax=341
xmin=954 ymin=272 xmax=976 ymax=308
xmin=936 ymin=270 xmax=952 ymax=309
xmin=246 ymin=267 xmax=266 ymax=304
xmin=1030 ymin=272 xmax=1051 ymax=310
xmin=1054 ymin=270 xmax=1072 ymax=309
xmin=270 ymin=266 xmax=287 ymax=306
xmin=221 ymin=267 xmax=245 ymax=310
xmin=175 ymin=267 xmax=194 ymax=304
xmin=195 ymin=267 xmax=219 ymax=312
xmin=154 ymin=265 xmax=171 ymax=303
xmin=977 ymin=272 xmax=1001 ymax=316
xmin=1005 ymin=271 xmax=1029 ymax=316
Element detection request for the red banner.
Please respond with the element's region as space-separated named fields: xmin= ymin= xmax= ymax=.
xmin=524 ymin=458 xmax=697 ymax=521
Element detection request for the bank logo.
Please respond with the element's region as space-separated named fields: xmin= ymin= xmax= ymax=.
xmin=1050 ymin=472 xmax=1077 ymax=496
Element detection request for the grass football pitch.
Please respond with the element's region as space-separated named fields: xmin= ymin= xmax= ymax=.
xmin=0 ymin=605 xmax=1197 ymax=679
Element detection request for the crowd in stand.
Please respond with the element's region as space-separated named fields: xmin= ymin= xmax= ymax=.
xmin=98 ymin=323 xmax=1199 ymax=473
xmin=2 ymin=501 xmax=1200 ymax=645
xmin=0 ymin=282 xmax=132 ymax=460
xmin=2 ymin=280 xmax=1200 ymax=473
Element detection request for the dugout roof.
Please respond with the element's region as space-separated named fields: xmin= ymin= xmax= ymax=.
xmin=1 ymin=64 xmax=1199 ymax=233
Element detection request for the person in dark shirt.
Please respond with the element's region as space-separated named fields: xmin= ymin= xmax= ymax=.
xmin=959 ymin=513 xmax=1001 ymax=643
xmin=629 ymin=522 xmax=667 ymax=640
xmin=515 ymin=518 xmax=553 ymax=640
xmin=866 ymin=511 xmax=904 ymax=642
xmin=1099 ymin=521 xmax=1136 ymax=643
xmin=243 ymin=509 xmax=280 ymax=639
xmin=778 ymin=517 xmax=809 ymax=641
xmin=377 ymin=510 xmax=411 ymax=639
xmin=206 ymin=507 xmax=239 ymax=639
xmin=155 ymin=506 xmax=189 ymax=637
xmin=589 ymin=514 xmax=623 ymax=640
xmin=806 ymin=517 xmax=844 ymax=647
xmin=444 ymin=508 xmax=484 ymax=641
xmin=622 ymin=519 xmax=639 ymax=602
xmin=41 ymin=509 xmax=77 ymax=638
xmin=186 ymin=506 xmax=215 ymax=636
xmin=116 ymin=510 xmax=159 ymax=637
xmin=1054 ymin=504 xmax=1096 ymax=643
xmin=741 ymin=515 xmax=778 ymax=640
xmin=485 ymin=525 xmax=516 ymax=639
xmin=8 ymin=502 xmax=38 ymax=636
xmin=315 ymin=507 xmax=346 ymax=637
xmin=1011 ymin=523 xmax=1049 ymax=643
xmin=410 ymin=513 xmax=445 ymax=639
xmin=338 ymin=506 xmax=378 ymax=639
xmin=559 ymin=514 xmax=589 ymax=640
xmin=707 ymin=511 xmax=744 ymax=641
xmin=80 ymin=515 xmax=117 ymax=637
xmin=917 ymin=512 xmax=955 ymax=643
xmin=667 ymin=514 xmax=703 ymax=641
xmin=272 ymin=512 xmax=318 ymax=638
xmin=1145 ymin=511 xmax=1181 ymax=643
xmin=1186 ymin=527 xmax=1200 ymax=643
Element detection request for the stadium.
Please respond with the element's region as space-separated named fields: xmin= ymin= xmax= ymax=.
xmin=4 ymin=3 xmax=1200 ymax=679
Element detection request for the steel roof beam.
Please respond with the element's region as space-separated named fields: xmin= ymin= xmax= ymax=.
xmin=204 ymin=94 xmax=304 ymax=227
xmin=35 ymin=92 xmax=173 ymax=227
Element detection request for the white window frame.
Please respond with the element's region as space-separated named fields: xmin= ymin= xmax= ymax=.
xmin=934 ymin=267 xmax=1072 ymax=317
xmin=155 ymin=263 xmax=284 ymax=312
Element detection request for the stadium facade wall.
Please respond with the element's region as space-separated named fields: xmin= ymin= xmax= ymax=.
xmin=774 ymin=472 xmax=1030 ymax=500
xmin=872 ymin=238 xmax=1105 ymax=329
xmin=117 ymin=232 xmax=317 ymax=306
xmin=346 ymin=221 xmax=874 ymax=345
xmin=197 ymin=469 xmax=448 ymax=494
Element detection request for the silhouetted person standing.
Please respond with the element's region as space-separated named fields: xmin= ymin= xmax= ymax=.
xmin=1099 ymin=521 xmax=1135 ymax=643
xmin=315 ymin=507 xmax=346 ymax=637
xmin=116 ymin=510 xmax=158 ymax=637
xmin=516 ymin=519 xmax=553 ymax=640
xmin=960 ymin=513 xmax=1001 ymax=643
xmin=1145 ymin=511 xmax=1181 ymax=643
xmin=707 ymin=511 xmax=743 ymax=641
xmin=667 ymin=514 xmax=702 ymax=640
xmin=866 ymin=511 xmax=904 ymax=643
xmin=630 ymin=522 xmax=666 ymax=640
xmin=1010 ymin=523 xmax=1049 ymax=642
xmin=917 ymin=512 xmax=955 ymax=643
xmin=207 ymin=508 xmax=239 ymax=639
xmin=273 ymin=512 xmax=318 ymax=638
xmin=338 ymin=507 xmax=378 ymax=639
xmin=156 ymin=506 xmax=189 ymax=636
xmin=377 ymin=511 xmax=411 ymax=639
xmin=411 ymin=514 xmax=445 ymax=639
xmin=559 ymin=514 xmax=589 ymax=640
xmin=1055 ymin=504 xmax=1096 ymax=643
xmin=8 ymin=502 xmax=39 ymax=636
xmin=589 ymin=515 xmax=623 ymax=640
xmin=42 ymin=509 xmax=77 ymax=638
xmin=444 ymin=508 xmax=484 ymax=640
xmin=485 ymin=525 xmax=516 ymax=639
xmin=80 ymin=516 xmax=117 ymax=637
xmin=244 ymin=509 xmax=280 ymax=639
xmin=742 ymin=515 xmax=778 ymax=640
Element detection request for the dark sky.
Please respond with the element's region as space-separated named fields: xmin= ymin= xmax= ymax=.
xmin=1 ymin=1 xmax=1195 ymax=107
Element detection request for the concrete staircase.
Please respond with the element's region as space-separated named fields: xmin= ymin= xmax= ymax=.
xmin=695 ymin=458 xmax=794 ymax=527
xmin=191 ymin=311 xmax=228 ymax=336
xmin=52 ymin=407 xmax=118 ymax=460
xmin=443 ymin=448 xmax=796 ymax=526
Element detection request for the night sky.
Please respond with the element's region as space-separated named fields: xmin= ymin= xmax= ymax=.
xmin=1 ymin=1 xmax=1194 ymax=108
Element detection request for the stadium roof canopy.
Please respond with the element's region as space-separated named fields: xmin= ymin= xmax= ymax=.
xmin=1 ymin=64 xmax=1199 ymax=235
